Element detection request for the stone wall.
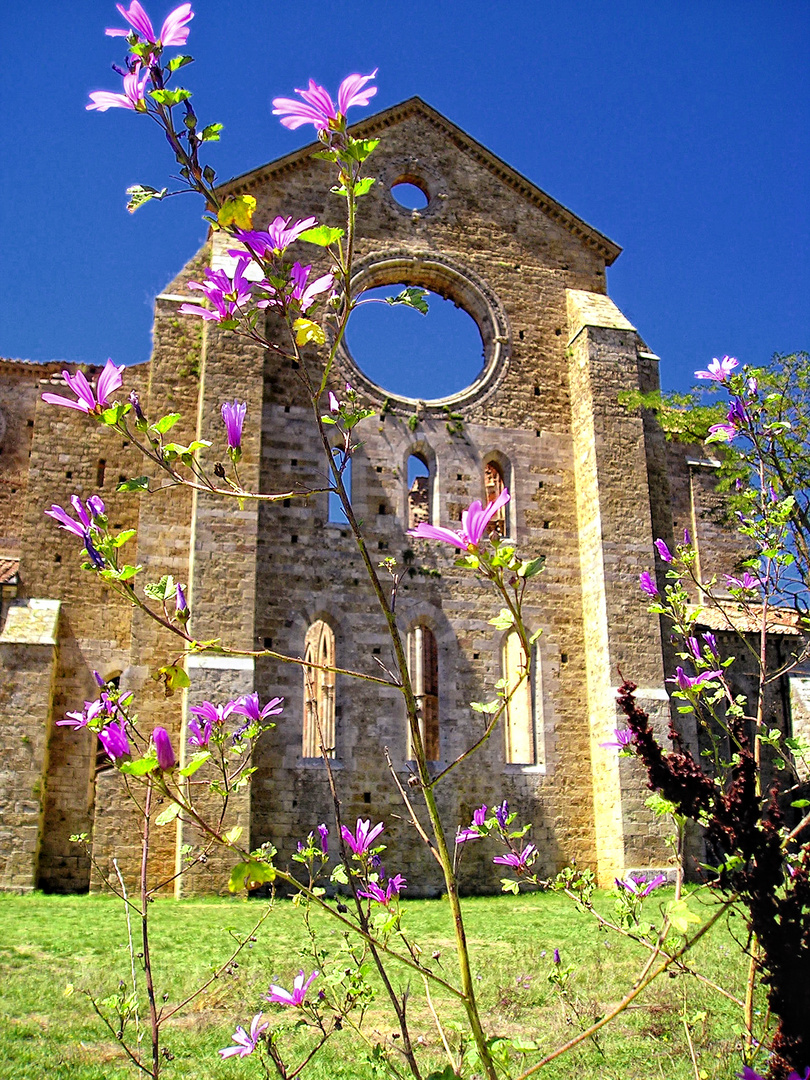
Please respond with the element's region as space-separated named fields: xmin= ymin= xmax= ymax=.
xmin=0 ymin=99 xmax=772 ymax=894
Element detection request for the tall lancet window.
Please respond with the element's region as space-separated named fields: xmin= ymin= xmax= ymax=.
xmin=484 ymin=460 xmax=508 ymax=536
xmin=502 ymin=629 xmax=536 ymax=765
xmin=303 ymin=620 xmax=336 ymax=758
xmin=407 ymin=624 xmax=440 ymax=760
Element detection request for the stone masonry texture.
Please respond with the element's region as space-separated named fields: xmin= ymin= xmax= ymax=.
xmin=0 ymin=98 xmax=771 ymax=894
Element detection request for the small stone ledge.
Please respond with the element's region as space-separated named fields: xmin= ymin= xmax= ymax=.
xmin=566 ymin=288 xmax=636 ymax=346
xmin=0 ymin=599 xmax=60 ymax=645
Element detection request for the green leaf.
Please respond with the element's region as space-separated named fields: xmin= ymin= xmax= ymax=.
xmin=144 ymin=575 xmax=175 ymax=601
xmin=293 ymin=318 xmax=326 ymax=347
xmin=217 ymin=194 xmax=256 ymax=230
xmin=790 ymin=798 xmax=810 ymax=808
xmin=125 ymin=184 xmax=168 ymax=213
xmin=519 ymin=556 xmax=545 ymax=579
xmin=112 ymin=529 xmax=137 ymax=548
xmin=500 ymin=878 xmax=520 ymax=895
xmin=667 ymin=898 xmax=701 ymax=935
xmin=298 ymin=225 xmax=345 ymax=247
xmin=120 ymin=754 xmax=158 ymax=776
xmin=224 ymin=825 xmax=243 ymax=845
xmin=149 ymin=88 xmax=192 ymax=107
xmin=228 ymin=859 xmax=275 ymax=893
xmin=344 ymin=137 xmax=380 ymax=162
xmin=470 ymin=700 xmax=499 ymax=714
xmin=354 ymin=176 xmax=376 ymax=197
xmin=117 ymin=475 xmax=150 ymax=493
xmin=150 ymin=412 xmax=181 ymax=435
xmin=385 ymin=287 xmax=429 ymax=315
xmin=168 ymin=54 xmax=194 ymax=72
xmin=489 ymin=608 xmax=514 ymax=631
xmin=116 ymin=564 xmax=141 ymax=582
xmin=179 ymin=750 xmax=211 ymax=777
xmin=155 ymin=802 xmax=182 ymax=826
xmin=200 ymin=122 xmax=223 ymax=141
xmin=100 ymin=402 xmax=131 ymax=425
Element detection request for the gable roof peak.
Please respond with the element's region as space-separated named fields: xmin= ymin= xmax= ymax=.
xmin=219 ymin=96 xmax=621 ymax=265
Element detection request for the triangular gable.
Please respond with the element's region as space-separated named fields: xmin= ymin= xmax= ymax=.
xmin=218 ymin=97 xmax=622 ymax=266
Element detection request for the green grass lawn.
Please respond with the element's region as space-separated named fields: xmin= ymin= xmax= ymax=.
xmin=0 ymin=889 xmax=756 ymax=1079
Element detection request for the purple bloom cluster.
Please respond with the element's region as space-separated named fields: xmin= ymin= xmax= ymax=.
xmin=219 ymin=1012 xmax=268 ymax=1059
xmin=272 ymin=72 xmax=377 ymax=132
xmin=187 ymin=694 xmax=282 ymax=748
xmin=42 ymin=360 xmax=124 ymax=413
xmin=638 ymin=571 xmax=659 ymax=597
xmin=667 ymin=666 xmax=723 ymax=692
xmin=456 ymin=804 xmax=488 ymax=844
xmin=409 ymin=489 xmax=511 ymax=550
xmin=493 ymin=843 xmax=536 ymax=872
xmin=695 ymin=355 xmax=738 ymax=381
xmin=341 ymin=818 xmax=384 ymax=855
xmin=266 ymin=970 xmax=319 ymax=1007
xmin=358 ymin=874 xmax=407 ymax=905
xmin=98 ymin=719 xmax=130 ymax=762
xmin=615 ymin=872 xmax=667 ymax=897
xmin=179 ymin=256 xmax=254 ymax=323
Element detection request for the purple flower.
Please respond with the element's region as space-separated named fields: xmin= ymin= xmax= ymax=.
xmin=42 ymin=359 xmax=124 ymax=412
xmin=725 ymin=572 xmax=760 ymax=592
xmin=702 ymin=632 xmax=718 ymax=657
xmin=667 ymin=666 xmax=723 ymax=692
xmin=747 ymin=376 xmax=759 ymax=396
xmin=317 ymin=823 xmax=329 ymax=854
xmin=152 ymin=726 xmax=176 ymax=770
xmin=328 ymin=392 xmax=340 ymax=413
xmin=654 ymin=539 xmax=673 ymax=563
xmin=695 ymin=355 xmax=738 ymax=381
xmin=87 ymin=66 xmax=150 ymax=113
xmin=686 ymin=636 xmax=701 ymax=659
xmin=230 ymin=216 xmax=318 ymax=259
xmin=45 ymin=495 xmax=105 ymax=538
xmin=683 ymin=528 xmax=691 ymax=545
xmin=99 ymin=719 xmax=130 ymax=761
xmin=616 ymin=872 xmax=667 ymax=896
xmin=266 ymin=970 xmax=319 ymax=1007
xmin=187 ymin=715 xmax=212 ymax=748
xmin=221 ymin=400 xmax=246 ymax=451
xmin=188 ymin=699 xmax=237 ymax=746
xmin=456 ymin=805 xmax=488 ymax=844
xmin=639 ymin=572 xmax=659 ymax=597
xmin=708 ymin=421 xmax=737 ymax=442
xmin=341 ymin=818 xmax=384 ymax=855
xmin=258 ymin=262 xmax=335 ymax=314
xmin=272 ymin=71 xmax=377 ymax=132
xmin=233 ymin=693 xmax=284 ymax=724
xmin=175 ymin=583 xmax=188 ymax=614
xmin=57 ymin=697 xmax=109 ymax=730
xmin=179 ymin=257 xmax=254 ymax=323
xmin=493 ymin=843 xmax=536 ymax=871
xmin=219 ymin=1012 xmax=268 ymax=1059
xmin=494 ymin=800 xmax=509 ymax=829
xmin=105 ymin=2 xmax=194 ymax=47
xmin=553 ymin=948 xmax=561 ymax=964
xmin=600 ymin=727 xmax=634 ymax=750
xmin=358 ymin=874 xmax=407 ymax=905
xmin=409 ymin=489 xmax=511 ymax=550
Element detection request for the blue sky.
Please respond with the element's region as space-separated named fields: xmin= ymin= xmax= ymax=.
xmin=1 ymin=0 xmax=807 ymax=394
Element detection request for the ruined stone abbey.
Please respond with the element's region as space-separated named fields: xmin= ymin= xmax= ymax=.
xmin=0 ymin=98 xmax=765 ymax=895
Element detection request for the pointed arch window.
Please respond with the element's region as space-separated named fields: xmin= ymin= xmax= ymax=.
xmin=303 ymin=620 xmax=336 ymax=758
xmin=484 ymin=460 xmax=508 ymax=536
xmin=407 ymin=624 xmax=439 ymax=760
xmin=407 ymin=453 xmax=431 ymax=529
xmin=502 ymin=629 xmax=538 ymax=765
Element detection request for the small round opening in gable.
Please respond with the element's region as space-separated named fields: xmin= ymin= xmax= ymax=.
xmin=346 ymin=284 xmax=485 ymax=401
xmin=391 ymin=181 xmax=429 ymax=210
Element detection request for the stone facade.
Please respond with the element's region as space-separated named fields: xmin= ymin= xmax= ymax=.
xmin=0 ymin=98 xmax=769 ymax=895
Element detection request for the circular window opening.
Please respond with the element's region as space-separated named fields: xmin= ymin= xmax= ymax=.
xmin=391 ymin=182 xmax=429 ymax=210
xmin=346 ymin=285 xmax=485 ymax=400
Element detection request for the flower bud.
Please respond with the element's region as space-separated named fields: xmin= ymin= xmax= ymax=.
xmin=153 ymin=726 xmax=176 ymax=771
